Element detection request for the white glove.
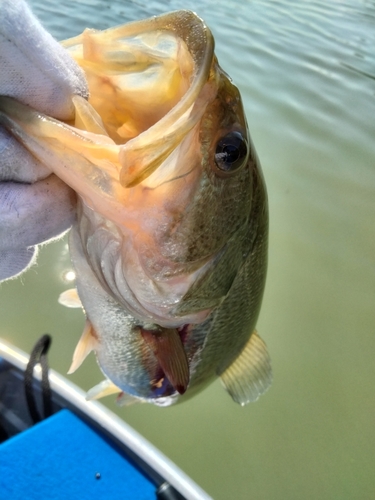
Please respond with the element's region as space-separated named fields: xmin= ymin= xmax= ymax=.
xmin=0 ymin=0 xmax=88 ymax=281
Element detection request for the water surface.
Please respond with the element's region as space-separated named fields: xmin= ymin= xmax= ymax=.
xmin=1 ymin=1 xmax=374 ymax=498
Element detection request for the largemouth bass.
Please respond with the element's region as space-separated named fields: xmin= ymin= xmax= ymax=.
xmin=0 ymin=11 xmax=272 ymax=406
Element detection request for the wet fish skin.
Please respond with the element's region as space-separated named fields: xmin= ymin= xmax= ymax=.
xmin=67 ymin=43 xmax=270 ymax=403
xmin=0 ymin=10 xmax=272 ymax=405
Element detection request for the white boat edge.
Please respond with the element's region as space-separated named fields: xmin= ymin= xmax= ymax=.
xmin=0 ymin=337 xmax=213 ymax=500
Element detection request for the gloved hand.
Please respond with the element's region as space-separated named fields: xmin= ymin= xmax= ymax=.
xmin=0 ymin=0 xmax=88 ymax=281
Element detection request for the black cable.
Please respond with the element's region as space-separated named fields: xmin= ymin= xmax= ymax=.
xmin=24 ymin=334 xmax=53 ymax=424
xmin=156 ymin=482 xmax=185 ymax=500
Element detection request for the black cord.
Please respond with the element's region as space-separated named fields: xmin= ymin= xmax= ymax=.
xmin=156 ymin=482 xmax=185 ymax=500
xmin=24 ymin=334 xmax=53 ymax=424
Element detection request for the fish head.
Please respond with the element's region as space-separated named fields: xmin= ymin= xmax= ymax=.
xmin=54 ymin=11 xmax=255 ymax=328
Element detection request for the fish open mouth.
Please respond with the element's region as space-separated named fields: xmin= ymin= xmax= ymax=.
xmin=61 ymin=10 xmax=216 ymax=191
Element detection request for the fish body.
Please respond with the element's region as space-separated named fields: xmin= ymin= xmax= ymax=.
xmin=0 ymin=11 xmax=272 ymax=406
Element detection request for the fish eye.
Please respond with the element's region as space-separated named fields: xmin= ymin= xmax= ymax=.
xmin=214 ymin=131 xmax=248 ymax=174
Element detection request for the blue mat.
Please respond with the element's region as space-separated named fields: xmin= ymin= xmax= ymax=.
xmin=0 ymin=409 xmax=155 ymax=499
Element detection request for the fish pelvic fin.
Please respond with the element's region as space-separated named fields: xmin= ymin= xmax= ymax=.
xmin=68 ymin=320 xmax=98 ymax=374
xmin=86 ymin=380 xmax=141 ymax=407
xmin=58 ymin=288 xmax=82 ymax=308
xmin=116 ymin=392 xmax=144 ymax=407
xmin=140 ymin=327 xmax=190 ymax=395
xmin=86 ymin=379 xmax=122 ymax=401
xmin=220 ymin=330 xmax=272 ymax=406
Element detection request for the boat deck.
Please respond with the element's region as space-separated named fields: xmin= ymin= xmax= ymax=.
xmin=0 ymin=338 xmax=212 ymax=500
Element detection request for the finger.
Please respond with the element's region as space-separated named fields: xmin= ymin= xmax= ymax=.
xmin=0 ymin=247 xmax=36 ymax=282
xmin=0 ymin=126 xmax=51 ymax=183
xmin=0 ymin=174 xmax=77 ymax=250
xmin=0 ymin=0 xmax=88 ymax=120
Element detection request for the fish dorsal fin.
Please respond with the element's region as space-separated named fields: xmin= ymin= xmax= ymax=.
xmin=68 ymin=320 xmax=98 ymax=374
xmin=58 ymin=288 xmax=82 ymax=308
xmin=220 ymin=330 xmax=272 ymax=406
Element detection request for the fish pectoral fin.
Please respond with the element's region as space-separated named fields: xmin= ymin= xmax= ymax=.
xmin=86 ymin=379 xmax=122 ymax=401
xmin=68 ymin=320 xmax=98 ymax=374
xmin=219 ymin=330 xmax=272 ymax=406
xmin=141 ymin=327 xmax=190 ymax=395
xmin=58 ymin=288 xmax=82 ymax=308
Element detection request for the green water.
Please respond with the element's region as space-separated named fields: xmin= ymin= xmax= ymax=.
xmin=1 ymin=1 xmax=375 ymax=498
